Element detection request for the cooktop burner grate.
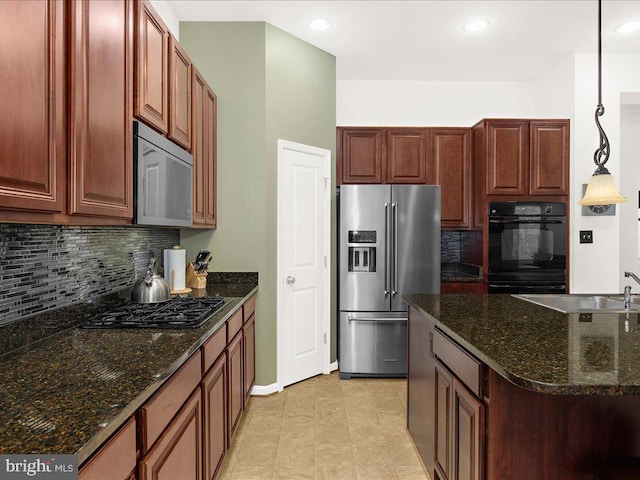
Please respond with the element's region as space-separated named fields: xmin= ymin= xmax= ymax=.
xmin=83 ymin=295 xmax=226 ymax=329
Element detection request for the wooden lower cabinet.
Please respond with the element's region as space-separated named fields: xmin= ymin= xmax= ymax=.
xmin=434 ymin=362 xmax=453 ymax=480
xmin=140 ymin=388 xmax=202 ymax=480
xmin=227 ymin=331 xmax=244 ymax=446
xmin=79 ymin=296 xmax=257 ymax=480
xmin=243 ymin=314 xmax=256 ymax=404
xmin=203 ymin=354 xmax=227 ymax=480
xmin=79 ymin=417 xmax=137 ymax=480
xmin=434 ymin=361 xmax=484 ymax=480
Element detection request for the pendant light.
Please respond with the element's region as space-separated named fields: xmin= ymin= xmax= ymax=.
xmin=578 ymin=0 xmax=627 ymax=206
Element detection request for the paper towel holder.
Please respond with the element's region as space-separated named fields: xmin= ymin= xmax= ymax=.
xmin=165 ymin=245 xmax=192 ymax=295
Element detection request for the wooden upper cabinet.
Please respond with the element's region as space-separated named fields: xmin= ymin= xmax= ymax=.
xmin=529 ymin=120 xmax=569 ymax=195
xmin=338 ymin=127 xmax=426 ymax=184
xmin=204 ymin=85 xmax=218 ymax=227
xmin=169 ymin=34 xmax=192 ymax=150
xmin=485 ymin=120 xmax=528 ymax=195
xmin=386 ymin=129 xmax=427 ymax=184
xmin=338 ymin=128 xmax=384 ymax=184
xmin=0 ymin=0 xmax=66 ymax=214
xmin=69 ymin=0 xmax=133 ymax=219
xmin=428 ymin=128 xmax=471 ymax=228
xmin=192 ymin=67 xmax=206 ymax=225
xmin=192 ymin=67 xmax=217 ymax=228
xmin=471 ymin=123 xmax=485 ymax=231
xmin=135 ymin=0 xmax=169 ymax=134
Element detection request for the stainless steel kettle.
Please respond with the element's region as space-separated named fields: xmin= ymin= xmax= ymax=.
xmin=131 ymin=257 xmax=171 ymax=303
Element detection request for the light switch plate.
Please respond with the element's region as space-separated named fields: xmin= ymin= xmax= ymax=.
xmin=581 ymin=184 xmax=616 ymax=216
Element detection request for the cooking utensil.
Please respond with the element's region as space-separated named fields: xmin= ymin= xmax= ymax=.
xmin=131 ymin=257 xmax=171 ymax=303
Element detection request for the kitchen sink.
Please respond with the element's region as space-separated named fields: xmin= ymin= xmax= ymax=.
xmin=513 ymin=294 xmax=640 ymax=313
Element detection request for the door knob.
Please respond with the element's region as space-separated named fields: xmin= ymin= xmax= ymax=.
xmin=286 ymin=276 xmax=296 ymax=284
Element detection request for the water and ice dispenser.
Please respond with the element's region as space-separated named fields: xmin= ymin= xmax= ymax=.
xmin=347 ymin=230 xmax=376 ymax=273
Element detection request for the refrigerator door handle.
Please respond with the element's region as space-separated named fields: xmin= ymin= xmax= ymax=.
xmin=347 ymin=316 xmax=407 ymax=323
xmin=384 ymin=202 xmax=390 ymax=297
xmin=392 ymin=202 xmax=398 ymax=296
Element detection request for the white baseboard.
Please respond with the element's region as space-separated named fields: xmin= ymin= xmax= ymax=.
xmin=249 ymin=382 xmax=280 ymax=396
xmin=251 ymin=362 xmax=339 ymax=397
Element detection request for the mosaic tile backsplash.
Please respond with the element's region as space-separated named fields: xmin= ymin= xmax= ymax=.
xmin=441 ymin=231 xmax=462 ymax=263
xmin=0 ymin=225 xmax=179 ymax=325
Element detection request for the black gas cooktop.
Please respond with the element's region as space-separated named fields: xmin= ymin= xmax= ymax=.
xmin=82 ymin=295 xmax=226 ymax=329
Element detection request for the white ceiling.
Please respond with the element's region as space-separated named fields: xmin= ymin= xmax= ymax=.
xmin=165 ymin=1 xmax=640 ymax=82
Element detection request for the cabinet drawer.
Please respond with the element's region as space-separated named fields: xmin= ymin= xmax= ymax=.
xmin=140 ymin=350 xmax=202 ymax=452
xmin=202 ymin=325 xmax=226 ymax=374
xmin=79 ymin=417 xmax=136 ymax=480
xmin=226 ymin=308 xmax=243 ymax=341
xmin=433 ymin=329 xmax=482 ymax=398
xmin=243 ymin=294 xmax=256 ymax=322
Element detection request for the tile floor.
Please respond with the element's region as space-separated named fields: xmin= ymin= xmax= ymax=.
xmin=217 ymin=371 xmax=431 ymax=480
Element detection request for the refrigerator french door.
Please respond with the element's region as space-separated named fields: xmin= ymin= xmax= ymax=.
xmin=338 ymin=185 xmax=440 ymax=378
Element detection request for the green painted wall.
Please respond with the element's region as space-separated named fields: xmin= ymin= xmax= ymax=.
xmin=179 ymin=22 xmax=336 ymax=386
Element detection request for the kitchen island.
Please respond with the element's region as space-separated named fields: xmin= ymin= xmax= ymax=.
xmin=0 ymin=274 xmax=257 ymax=476
xmin=404 ymin=293 xmax=640 ymax=480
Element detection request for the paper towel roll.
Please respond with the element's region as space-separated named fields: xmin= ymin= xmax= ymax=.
xmin=164 ymin=246 xmax=186 ymax=292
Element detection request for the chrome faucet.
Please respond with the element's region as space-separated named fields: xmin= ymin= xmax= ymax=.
xmin=625 ymin=285 xmax=632 ymax=310
xmin=625 ymin=271 xmax=640 ymax=286
xmin=623 ymin=272 xmax=640 ymax=310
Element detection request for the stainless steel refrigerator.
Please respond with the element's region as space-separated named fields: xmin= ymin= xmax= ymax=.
xmin=338 ymin=185 xmax=440 ymax=379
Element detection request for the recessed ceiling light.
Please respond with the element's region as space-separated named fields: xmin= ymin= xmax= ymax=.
xmin=308 ymin=18 xmax=331 ymax=32
xmin=614 ymin=20 xmax=640 ymax=34
xmin=463 ymin=18 xmax=490 ymax=32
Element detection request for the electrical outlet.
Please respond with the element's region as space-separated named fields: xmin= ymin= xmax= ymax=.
xmin=580 ymin=230 xmax=593 ymax=244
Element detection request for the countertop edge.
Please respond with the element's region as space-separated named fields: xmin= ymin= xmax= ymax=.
xmin=404 ymin=295 xmax=639 ymax=396
xmin=76 ymin=286 xmax=258 ymax=464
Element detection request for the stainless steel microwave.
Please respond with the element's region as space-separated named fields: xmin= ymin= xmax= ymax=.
xmin=133 ymin=121 xmax=193 ymax=227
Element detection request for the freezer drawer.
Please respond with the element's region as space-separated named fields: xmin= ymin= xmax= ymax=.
xmin=339 ymin=311 xmax=407 ymax=378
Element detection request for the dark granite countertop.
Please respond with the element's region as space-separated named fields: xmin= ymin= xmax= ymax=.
xmin=0 ymin=276 xmax=257 ymax=462
xmin=403 ymin=294 xmax=640 ymax=396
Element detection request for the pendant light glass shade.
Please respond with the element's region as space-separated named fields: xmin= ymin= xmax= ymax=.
xmin=578 ymin=0 xmax=627 ymax=207
xmin=578 ymin=165 xmax=627 ymax=205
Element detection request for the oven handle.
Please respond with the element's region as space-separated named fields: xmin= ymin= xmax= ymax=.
xmin=489 ymin=219 xmax=565 ymax=225
xmin=489 ymin=284 xmax=566 ymax=291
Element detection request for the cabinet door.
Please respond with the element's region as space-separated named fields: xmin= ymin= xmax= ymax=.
xmin=0 ymin=0 xmax=66 ymax=214
xmin=529 ymin=120 xmax=569 ymax=195
xmin=485 ymin=121 xmax=528 ymax=195
xmin=452 ymin=378 xmax=484 ymax=480
xmin=191 ymin=67 xmax=206 ymax=225
xmin=428 ymin=129 xmax=470 ymax=228
xmin=69 ymin=0 xmax=133 ymax=219
xmin=470 ymin=123 xmax=485 ymax=231
xmin=243 ymin=314 xmax=255 ymax=404
xmin=79 ymin=417 xmax=136 ymax=480
xmin=435 ymin=362 xmax=453 ymax=480
xmin=386 ymin=129 xmax=427 ymax=184
xmin=204 ymin=85 xmax=217 ymax=227
xmin=338 ymin=128 xmax=384 ymax=184
xmin=227 ymin=331 xmax=244 ymax=446
xmin=135 ymin=0 xmax=169 ymax=133
xmin=140 ymin=389 xmax=202 ymax=480
xmin=168 ymin=34 xmax=192 ymax=150
xmin=203 ymin=354 xmax=227 ymax=480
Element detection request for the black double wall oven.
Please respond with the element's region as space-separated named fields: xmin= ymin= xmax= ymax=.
xmin=488 ymin=202 xmax=567 ymax=294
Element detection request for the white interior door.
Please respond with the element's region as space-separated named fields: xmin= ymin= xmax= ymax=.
xmin=277 ymin=139 xmax=331 ymax=389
